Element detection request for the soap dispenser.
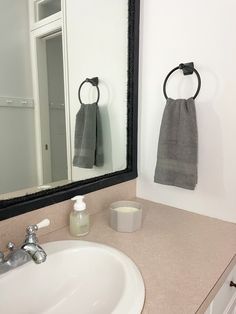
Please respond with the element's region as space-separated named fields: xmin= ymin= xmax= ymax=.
xmin=70 ymin=196 xmax=90 ymax=236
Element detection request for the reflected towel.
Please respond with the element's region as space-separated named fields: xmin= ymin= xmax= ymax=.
xmin=154 ymin=98 xmax=198 ymax=190
xmin=73 ymin=103 xmax=103 ymax=168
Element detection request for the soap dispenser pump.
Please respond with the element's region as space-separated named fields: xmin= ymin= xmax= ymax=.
xmin=70 ymin=195 xmax=90 ymax=237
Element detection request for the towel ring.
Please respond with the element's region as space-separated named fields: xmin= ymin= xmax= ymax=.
xmin=163 ymin=63 xmax=201 ymax=100
xmin=78 ymin=77 xmax=100 ymax=105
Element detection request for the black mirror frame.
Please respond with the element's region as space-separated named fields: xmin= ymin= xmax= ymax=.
xmin=0 ymin=0 xmax=140 ymax=221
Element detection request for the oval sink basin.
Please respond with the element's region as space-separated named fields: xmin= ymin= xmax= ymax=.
xmin=0 ymin=240 xmax=145 ymax=314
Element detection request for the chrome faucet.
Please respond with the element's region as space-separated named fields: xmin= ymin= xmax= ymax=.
xmin=0 ymin=219 xmax=50 ymax=274
xmin=21 ymin=222 xmax=48 ymax=264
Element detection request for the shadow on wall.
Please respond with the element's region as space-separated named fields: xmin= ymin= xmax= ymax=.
xmin=197 ymin=103 xmax=225 ymax=197
xmin=95 ymin=79 xmax=113 ymax=171
xmin=99 ymin=79 xmax=126 ymax=171
xmin=196 ymin=66 xmax=225 ymax=198
xmin=99 ymin=104 xmax=113 ymax=171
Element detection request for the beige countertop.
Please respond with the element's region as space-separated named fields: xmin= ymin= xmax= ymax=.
xmin=40 ymin=198 xmax=236 ymax=314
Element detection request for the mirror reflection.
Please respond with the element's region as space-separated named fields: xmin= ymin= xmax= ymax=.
xmin=0 ymin=0 xmax=128 ymax=199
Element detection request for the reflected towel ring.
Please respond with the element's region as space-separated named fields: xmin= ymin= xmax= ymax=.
xmin=163 ymin=63 xmax=201 ymax=100
xmin=78 ymin=77 xmax=100 ymax=105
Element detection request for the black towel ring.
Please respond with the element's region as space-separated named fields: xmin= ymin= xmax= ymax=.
xmin=78 ymin=77 xmax=100 ymax=105
xmin=163 ymin=63 xmax=201 ymax=100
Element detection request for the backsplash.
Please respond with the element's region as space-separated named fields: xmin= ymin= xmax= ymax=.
xmin=0 ymin=180 xmax=136 ymax=252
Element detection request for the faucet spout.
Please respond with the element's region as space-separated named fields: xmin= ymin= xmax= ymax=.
xmin=21 ymin=243 xmax=47 ymax=264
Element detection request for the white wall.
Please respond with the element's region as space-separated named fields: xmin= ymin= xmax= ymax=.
xmin=65 ymin=0 xmax=128 ymax=181
xmin=0 ymin=107 xmax=37 ymax=194
xmin=137 ymin=0 xmax=236 ymax=222
xmin=0 ymin=0 xmax=32 ymax=97
xmin=0 ymin=1 xmax=37 ymax=194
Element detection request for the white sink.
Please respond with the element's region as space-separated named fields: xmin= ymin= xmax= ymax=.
xmin=0 ymin=240 xmax=145 ymax=314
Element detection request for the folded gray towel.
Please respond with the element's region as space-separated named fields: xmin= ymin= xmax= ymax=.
xmin=73 ymin=103 xmax=103 ymax=168
xmin=154 ymin=98 xmax=198 ymax=190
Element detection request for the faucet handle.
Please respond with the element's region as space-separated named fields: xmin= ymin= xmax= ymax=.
xmin=26 ymin=219 xmax=50 ymax=235
xmin=25 ymin=219 xmax=50 ymax=244
xmin=36 ymin=219 xmax=50 ymax=230
xmin=7 ymin=242 xmax=16 ymax=251
xmin=26 ymin=224 xmax=38 ymax=235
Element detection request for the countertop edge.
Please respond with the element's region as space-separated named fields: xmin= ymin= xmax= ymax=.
xmin=196 ymin=254 xmax=236 ymax=313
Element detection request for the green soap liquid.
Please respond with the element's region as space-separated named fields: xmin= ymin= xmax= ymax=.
xmin=69 ymin=212 xmax=89 ymax=236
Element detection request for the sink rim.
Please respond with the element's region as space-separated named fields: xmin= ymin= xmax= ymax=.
xmin=0 ymin=240 xmax=145 ymax=314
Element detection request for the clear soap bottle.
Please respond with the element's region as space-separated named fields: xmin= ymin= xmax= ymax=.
xmin=70 ymin=196 xmax=90 ymax=236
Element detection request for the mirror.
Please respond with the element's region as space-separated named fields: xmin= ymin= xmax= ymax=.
xmin=0 ymin=0 xmax=139 ymax=220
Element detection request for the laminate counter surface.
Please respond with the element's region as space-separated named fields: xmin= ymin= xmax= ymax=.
xmin=40 ymin=199 xmax=236 ymax=314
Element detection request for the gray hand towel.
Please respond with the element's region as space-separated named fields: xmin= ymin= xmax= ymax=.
xmin=154 ymin=98 xmax=198 ymax=190
xmin=73 ymin=103 xmax=104 ymax=168
xmin=95 ymin=107 xmax=103 ymax=167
